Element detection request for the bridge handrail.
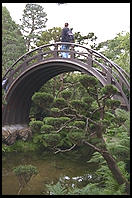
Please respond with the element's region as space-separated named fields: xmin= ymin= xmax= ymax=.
xmin=2 ymin=42 xmax=129 ymax=92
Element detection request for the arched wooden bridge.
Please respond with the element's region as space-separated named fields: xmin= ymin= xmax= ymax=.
xmin=2 ymin=42 xmax=130 ymax=126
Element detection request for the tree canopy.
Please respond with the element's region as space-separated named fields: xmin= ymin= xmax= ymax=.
xmin=20 ymin=3 xmax=48 ymax=50
xmin=2 ymin=6 xmax=26 ymax=75
xmin=98 ymin=32 xmax=130 ymax=73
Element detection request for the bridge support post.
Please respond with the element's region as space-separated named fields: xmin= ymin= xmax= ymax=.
xmin=54 ymin=44 xmax=58 ymax=58
xmin=37 ymin=48 xmax=43 ymax=61
xmin=87 ymin=53 xmax=93 ymax=67
xmin=70 ymin=45 xmax=75 ymax=59
xmin=107 ymin=66 xmax=112 ymax=84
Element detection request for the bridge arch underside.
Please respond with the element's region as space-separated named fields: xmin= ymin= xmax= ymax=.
xmin=3 ymin=60 xmax=107 ymax=126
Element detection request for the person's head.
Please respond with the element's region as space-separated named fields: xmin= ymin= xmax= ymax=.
xmin=65 ymin=23 xmax=69 ymax=27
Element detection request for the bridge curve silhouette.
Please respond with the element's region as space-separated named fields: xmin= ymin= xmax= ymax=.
xmin=2 ymin=42 xmax=130 ymax=127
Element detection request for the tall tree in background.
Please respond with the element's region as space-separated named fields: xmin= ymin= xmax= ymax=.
xmin=20 ymin=3 xmax=48 ymax=51
xmin=2 ymin=6 xmax=26 ymax=75
xmin=97 ymin=32 xmax=130 ymax=73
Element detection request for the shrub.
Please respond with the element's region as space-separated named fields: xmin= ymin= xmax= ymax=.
xmin=13 ymin=164 xmax=38 ymax=176
xmin=71 ymin=100 xmax=86 ymax=112
xmin=79 ymin=75 xmax=99 ymax=89
xmin=42 ymin=133 xmax=61 ymax=147
xmin=101 ymin=85 xmax=118 ymax=96
xmin=68 ymin=130 xmax=85 ymax=144
xmin=105 ymin=99 xmax=121 ymax=109
xmin=40 ymin=124 xmax=54 ymax=133
xmin=83 ymin=96 xmax=93 ymax=105
xmin=13 ymin=164 xmax=38 ymax=195
xmin=53 ymin=98 xmax=68 ymax=108
xmin=32 ymin=92 xmax=54 ymax=108
xmin=50 ymin=107 xmax=60 ymax=117
xmin=43 ymin=117 xmax=70 ymax=129
xmin=29 ymin=120 xmax=43 ymax=133
xmin=61 ymin=90 xmax=72 ymax=100
xmin=72 ymin=121 xmax=86 ymax=129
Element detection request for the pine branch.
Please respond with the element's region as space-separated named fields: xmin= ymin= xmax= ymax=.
xmin=54 ymin=144 xmax=76 ymax=154
xmin=56 ymin=117 xmax=76 ymax=133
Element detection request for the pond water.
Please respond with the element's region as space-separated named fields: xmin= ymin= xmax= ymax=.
xmin=2 ymin=152 xmax=98 ymax=195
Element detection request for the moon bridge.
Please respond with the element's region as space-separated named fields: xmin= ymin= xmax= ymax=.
xmin=2 ymin=42 xmax=130 ymax=127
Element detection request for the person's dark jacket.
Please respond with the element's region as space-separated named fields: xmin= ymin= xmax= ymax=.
xmin=61 ymin=27 xmax=70 ymax=42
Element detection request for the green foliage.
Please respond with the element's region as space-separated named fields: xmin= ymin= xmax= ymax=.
xmin=46 ymin=181 xmax=67 ymax=195
xmin=79 ymin=75 xmax=99 ymax=89
xmin=2 ymin=143 xmax=12 ymax=153
xmin=20 ymin=3 xmax=47 ymax=50
xmin=61 ymin=90 xmax=72 ymax=100
xmin=28 ymin=73 xmax=130 ymax=194
xmin=95 ymin=161 xmax=128 ymax=194
xmin=83 ymin=96 xmax=93 ymax=105
xmin=13 ymin=164 xmax=38 ymax=176
xmin=43 ymin=117 xmax=70 ymax=129
xmin=105 ymin=99 xmax=121 ymax=109
xmin=36 ymin=27 xmax=62 ymax=46
xmin=74 ymin=31 xmax=98 ymax=49
xmin=2 ymin=6 xmax=26 ymax=74
xmin=29 ymin=120 xmax=43 ymax=133
xmin=46 ymin=179 xmax=125 ymax=195
xmin=50 ymin=108 xmax=60 ymax=117
xmin=68 ymin=130 xmax=85 ymax=144
xmin=71 ymin=100 xmax=87 ymax=113
xmin=32 ymin=92 xmax=54 ymax=108
xmin=101 ymin=84 xmax=118 ymax=96
xmin=53 ymin=98 xmax=68 ymax=109
xmin=34 ymin=133 xmax=61 ymax=147
xmin=13 ymin=164 xmax=38 ymax=194
xmin=115 ymin=108 xmax=130 ymax=128
xmin=72 ymin=121 xmax=85 ymax=129
xmin=40 ymin=124 xmax=54 ymax=133
xmin=98 ymin=32 xmax=130 ymax=73
xmin=6 ymin=140 xmax=38 ymax=153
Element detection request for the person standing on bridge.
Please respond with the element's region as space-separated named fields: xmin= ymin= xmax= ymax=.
xmin=61 ymin=23 xmax=74 ymax=58
xmin=2 ymin=78 xmax=8 ymax=93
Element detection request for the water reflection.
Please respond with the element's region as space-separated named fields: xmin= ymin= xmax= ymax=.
xmin=2 ymin=152 xmax=97 ymax=195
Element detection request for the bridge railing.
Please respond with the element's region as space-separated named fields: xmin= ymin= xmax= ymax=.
xmin=2 ymin=42 xmax=130 ymax=108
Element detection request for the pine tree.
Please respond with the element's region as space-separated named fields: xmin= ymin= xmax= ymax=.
xmin=20 ymin=3 xmax=48 ymax=50
xmin=2 ymin=6 xmax=26 ymax=75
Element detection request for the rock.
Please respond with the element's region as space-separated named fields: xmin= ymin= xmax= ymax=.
xmin=2 ymin=124 xmax=32 ymax=145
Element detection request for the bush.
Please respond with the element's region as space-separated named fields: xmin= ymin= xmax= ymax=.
xmin=40 ymin=124 xmax=54 ymax=133
xmin=42 ymin=133 xmax=61 ymax=147
xmin=32 ymin=92 xmax=54 ymax=108
xmin=71 ymin=100 xmax=86 ymax=112
xmin=29 ymin=120 xmax=43 ymax=133
xmin=79 ymin=75 xmax=99 ymax=89
xmin=13 ymin=164 xmax=38 ymax=176
xmin=72 ymin=121 xmax=86 ymax=129
xmin=50 ymin=107 xmax=60 ymax=117
xmin=53 ymin=98 xmax=68 ymax=108
xmin=68 ymin=130 xmax=85 ymax=144
xmin=61 ymin=90 xmax=72 ymax=100
xmin=43 ymin=117 xmax=70 ymax=129
xmin=83 ymin=96 xmax=93 ymax=105
xmin=101 ymin=85 xmax=118 ymax=96
xmin=105 ymin=99 xmax=121 ymax=109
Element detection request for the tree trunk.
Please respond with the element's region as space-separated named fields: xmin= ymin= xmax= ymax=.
xmin=83 ymin=140 xmax=130 ymax=194
xmin=101 ymin=151 xmax=130 ymax=194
